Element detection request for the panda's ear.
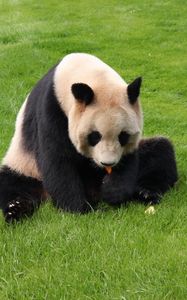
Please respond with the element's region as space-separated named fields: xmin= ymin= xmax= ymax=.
xmin=71 ymin=83 xmax=94 ymax=105
xmin=127 ymin=77 xmax=142 ymax=104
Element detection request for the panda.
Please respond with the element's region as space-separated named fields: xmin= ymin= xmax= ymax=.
xmin=0 ymin=53 xmax=178 ymax=222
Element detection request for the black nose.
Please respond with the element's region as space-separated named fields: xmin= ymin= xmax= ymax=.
xmin=101 ymin=162 xmax=115 ymax=167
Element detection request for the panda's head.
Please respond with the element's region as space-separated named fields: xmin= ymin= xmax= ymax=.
xmin=68 ymin=77 xmax=142 ymax=168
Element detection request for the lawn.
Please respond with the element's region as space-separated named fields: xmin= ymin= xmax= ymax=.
xmin=0 ymin=0 xmax=187 ymax=299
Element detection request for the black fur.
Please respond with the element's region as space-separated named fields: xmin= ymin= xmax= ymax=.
xmin=102 ymin=151 xmax=139 ymax=205
xmin=118 ymin=131 xmax=130 ymax=146
xmin=0 ymin=64 xmax=178 ymax=222
xmin=127 ymin=77 xmax=142 ymax=104
xmin=134 ymin=137 xmax=178 ymax=204
xmin=22 ymin=65 xmax=57 ymax=153
xmin=88 ymin=131 xmax=102 ymax=147
xmin=71 ymin=83 xmax=94 ymax=105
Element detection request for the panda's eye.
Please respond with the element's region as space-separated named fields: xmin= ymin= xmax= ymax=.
xmin=88 ymin=131 xmax=102 ymax=146
xmin=118 ymin=131 xmax=130 ymax=146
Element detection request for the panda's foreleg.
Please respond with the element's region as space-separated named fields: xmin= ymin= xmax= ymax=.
xmin=39 ymin=154 xmax=92 ymax=213
xmin=80 ymin=169 xmax=102 ymax=210
xmin=135 ymin=137 xmax=178 ymax=204
xmin=0 ymin=166 xmax=44 ymax=222
xmin=101 ymin=152 xmax=139 ymax=206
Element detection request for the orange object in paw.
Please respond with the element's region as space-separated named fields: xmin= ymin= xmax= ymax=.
xmin=105 ymin=167 xmax=112 ymax=174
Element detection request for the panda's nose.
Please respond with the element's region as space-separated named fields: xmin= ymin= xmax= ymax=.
xmin=101 ymin=162 xmax=115 ymax=167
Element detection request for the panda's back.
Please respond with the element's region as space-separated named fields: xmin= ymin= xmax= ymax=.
xmin=56 ymin=53 xmax=125 ymax=87
xmin=54 ymin=53 xmax=127 ymax=115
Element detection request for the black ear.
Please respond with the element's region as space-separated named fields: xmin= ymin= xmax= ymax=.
xmin=127 ymin=77 xmax=142 ymax=104
xmin=71 ymin=83 xmax=94 ymax=105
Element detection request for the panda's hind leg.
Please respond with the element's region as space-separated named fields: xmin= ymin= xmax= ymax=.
xmin=0 ymin=166 xmax=45 ymax=222
xmin=135 ymin=137 xmax=178 ymax=205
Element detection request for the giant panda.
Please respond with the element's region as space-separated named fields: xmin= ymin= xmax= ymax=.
xmin=0 ymin=53 xmax=178 ymax=222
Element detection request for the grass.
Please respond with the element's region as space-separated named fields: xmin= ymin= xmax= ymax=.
xmin=0 ymin=0 xmax=187 ymax=299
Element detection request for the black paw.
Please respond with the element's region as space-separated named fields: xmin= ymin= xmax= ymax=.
xmin=3 ymin=196 xmax=35 ymax=223
xmin=136 ymin=189 xmax=161 ymax=205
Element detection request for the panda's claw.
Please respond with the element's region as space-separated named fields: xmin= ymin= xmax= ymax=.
xmin=3 ymin=197 xmax=34 ymax=223
xmin=4 ymin=203 xmax=18 ymax=222
xmin=143 ymin=192 xmax=149 ymax=199
xmin=137 ymin=189 xmax=161 ymax=205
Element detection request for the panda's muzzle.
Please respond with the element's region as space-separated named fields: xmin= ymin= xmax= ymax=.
xmin=100 ymin=161 xmax=116 ymax=167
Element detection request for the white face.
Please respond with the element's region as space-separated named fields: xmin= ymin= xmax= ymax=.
xmin=54 ymin=53 xmax=143 ymax=169
xmin=69 ymin=105 xmax=141 ymax=168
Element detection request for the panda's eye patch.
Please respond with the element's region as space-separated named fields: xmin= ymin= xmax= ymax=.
xmin=88 ymin=131 xmax=102 ymax=146
xmin=118 ymin=131 xmax=130 ymax=146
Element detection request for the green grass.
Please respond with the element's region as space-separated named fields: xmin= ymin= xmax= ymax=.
xmin=0 ymin=0 xmax=187 ymax=299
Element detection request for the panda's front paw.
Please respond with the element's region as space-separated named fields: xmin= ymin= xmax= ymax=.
xmin=137 ymin=189 xmax=161 ymax=205
xmin=3 ymin=197 xmax=34 ymax=223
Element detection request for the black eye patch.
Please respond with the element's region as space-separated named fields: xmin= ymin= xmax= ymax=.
xmin=88 ymin=131 xmax=102 ymax=147
xmin=118 ymin=131 xmax=130 ymax=146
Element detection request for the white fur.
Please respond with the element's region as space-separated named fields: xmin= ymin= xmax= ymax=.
xmin=54 ymin=53 xmax=127 ymax=115
xmin=2 ymin=97 xmax=41 ymax=180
